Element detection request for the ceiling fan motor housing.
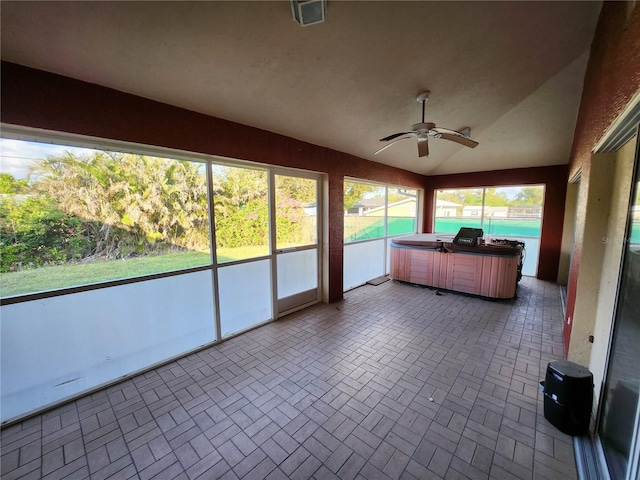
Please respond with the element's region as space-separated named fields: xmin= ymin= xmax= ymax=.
xmin=411 ymin=122 xmax=436 ymax=133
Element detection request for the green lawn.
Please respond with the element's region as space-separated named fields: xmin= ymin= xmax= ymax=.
xmin=0 ymin=246 xmax=269 ymax=297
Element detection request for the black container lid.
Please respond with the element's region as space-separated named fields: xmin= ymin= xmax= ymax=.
xmin=548 ymin=360 xmax=592 ymax=379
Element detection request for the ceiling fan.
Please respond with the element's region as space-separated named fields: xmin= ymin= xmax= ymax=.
xmin=375 ymin=91 xmax=479 ymax=157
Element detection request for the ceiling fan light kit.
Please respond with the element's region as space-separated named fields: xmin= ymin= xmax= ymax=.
xmin=376 ymin=90 xmax=479 ymax=157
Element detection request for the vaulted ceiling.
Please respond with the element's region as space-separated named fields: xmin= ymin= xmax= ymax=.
xmin=1 ymin=1 xmax=602 ymax=175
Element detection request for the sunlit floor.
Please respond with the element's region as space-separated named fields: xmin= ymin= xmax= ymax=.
xmin=0 ymin=276 xmax=577 ymax=480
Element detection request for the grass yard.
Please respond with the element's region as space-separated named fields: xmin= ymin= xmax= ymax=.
xmin=0 ymin=245 xmax=269 ymax=297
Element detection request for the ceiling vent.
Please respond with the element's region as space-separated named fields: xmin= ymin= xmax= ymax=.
xmin=291 ymin=0 xmax=326 ymax=26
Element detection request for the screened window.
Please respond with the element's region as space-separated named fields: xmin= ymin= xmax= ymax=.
xmin=275 ymin=175 xmax=317 ymax=249
xmin=434 ymin=185 xmax=545 ymax=275
xmin=344 ymin=182 xmax=386 ymax=242
xmin=434 ymin=186 xmax=544 ymax=237
xmin=0 ymin=139 xmax=211 ymax=297
xmin=343 ymin=179 xmax=420 ymax=290
xmin=343 ymin=182 xmax=418 ymax=243
xmin=212 ymin=165 xmax=269 ymax=262
xmin=387 ymin=187 xmax=418 ymax=236
xmin=434 ymin=188 xmax=483 ymax=232
xmin=1 ymin=131 xmax=323 ymax=424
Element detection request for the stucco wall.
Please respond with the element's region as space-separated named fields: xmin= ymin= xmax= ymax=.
xmin=565 ymin=2 xmax=640 ymax=355
xmin=568 ymin=152 xmax=616 ymax=365
xmin=588 ymin=138 xmax=637 ymax=410
xmin=569 ymin=3 xmax=640 ymax=178
xmin=557 ymin=181 xmax=578 ymax=285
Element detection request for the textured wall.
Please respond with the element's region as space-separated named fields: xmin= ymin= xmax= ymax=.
xmin=588 ymin=140 xmax=636 ymax=405
xmin=568 ymin=153 xmax=616 ymax=365
xmin=564 ymin=3 xmax=640 ymax=354
xmin=569 ymin=3 xmax=640 ymax=178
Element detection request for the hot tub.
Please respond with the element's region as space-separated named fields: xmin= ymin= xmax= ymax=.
xmin=390 ymin=233 xmax=523 ymax=299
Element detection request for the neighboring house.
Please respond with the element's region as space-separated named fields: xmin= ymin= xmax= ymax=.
xmin=462 ymin=205 xmax=508 ymax=218
xmin=462 ymin=205 xmax=482 ymax=217
xmin=509 ymin=205 xmax=543 ymax=218
xmin=434 ymin=199 xmax=460 ymax=217
xmin=345 ymin=198 xmax=385 ymax=215
xmin=363 ymin=197 xmax=416 ymax=217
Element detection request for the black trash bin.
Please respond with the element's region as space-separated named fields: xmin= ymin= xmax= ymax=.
xmin=542 ymin=360 xmax=593 ymax=435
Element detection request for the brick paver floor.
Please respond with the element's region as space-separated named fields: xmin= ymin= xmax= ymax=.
xmin=0 ymin=276 xmax=576 ymax=479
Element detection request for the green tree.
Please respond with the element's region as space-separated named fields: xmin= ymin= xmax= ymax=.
xmin=275 ymin=176 xmax=316 ymax=246
xmin=436 ymin=189 xmax=483 ymax=206
xmin=212 ymin=166 xmax=267 ymax=217
xmin=483 ymin=188 xmax=510 ymax=206
xmin=33 ymin=151 xmax=209 ymax=258
xmin=0 ymin=173 xmax=29 ymax=194
xmin=276 ymin=176 xmax=316 ymax=205
xmin=0 ymin=195 xmax=87 ymax=272
xmin=388 ymin=190 xmax=416 ymax=204
xmin=212 ymin=166 xmax=269 ymax=249
xmin=513 ymin=186 xmax=544 ymax=205
xmin=344 ymin=182 xmax=381 ymax=211
xmin=212 ymin=168 xmax=319 ymax=249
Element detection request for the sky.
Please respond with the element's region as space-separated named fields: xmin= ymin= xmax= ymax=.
xmin=0 ymin=138 xmax=98 ymax=179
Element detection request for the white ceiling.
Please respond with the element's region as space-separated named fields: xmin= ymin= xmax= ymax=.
xmin=1 ymin=1 xmax=602 ymax=175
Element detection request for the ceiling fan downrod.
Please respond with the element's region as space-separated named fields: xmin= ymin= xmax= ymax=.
xmin=410 ymin=91 xmax=434 ymax=134
xmin=417 ymin=91 xmax=430 ymax=123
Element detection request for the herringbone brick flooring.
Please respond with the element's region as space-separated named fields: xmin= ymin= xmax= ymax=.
xmin=1 ymin=277 xmax=576 ymax=479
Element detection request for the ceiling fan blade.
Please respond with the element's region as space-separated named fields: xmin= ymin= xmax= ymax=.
xmin=417 ymin=138 xmax=429 ymax=157
xmin=437 ymin=133 xmax=479 ymax=148
xmin=380 ymin=131 xmax=414 ymax=142
xmin=431 ymin=126 xmax=465 ymax=136
xmin=374 ymin=136 xmax=413 ymax=155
